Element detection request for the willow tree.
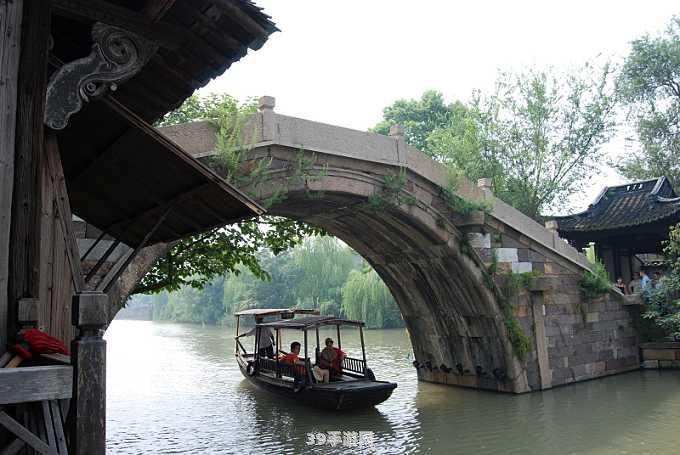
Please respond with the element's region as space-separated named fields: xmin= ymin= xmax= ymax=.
xmin=341 ymin=267 xmax=403 ymax=329
xmin=292 ymin=236 xmax=357 ymax=312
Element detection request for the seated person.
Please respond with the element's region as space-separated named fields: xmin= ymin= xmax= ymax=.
xmin=312 ymin=364 xmax=330 ymax=384
xmin=279 ymin=341 xmax=306 ymax=377
xmin=318 ymin=337 xmax=346 ymax=380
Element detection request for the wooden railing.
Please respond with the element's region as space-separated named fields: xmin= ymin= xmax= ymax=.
xmin=235 ymin=338 xmax=248 ymax=356
xmin=342 ymin=356 xmax=366 ymax=375
xmin=258 ymin=357 xmax=306 ymax=380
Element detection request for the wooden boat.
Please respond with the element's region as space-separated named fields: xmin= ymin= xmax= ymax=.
xmin=234 ymin=309 xmax=397 ymax=411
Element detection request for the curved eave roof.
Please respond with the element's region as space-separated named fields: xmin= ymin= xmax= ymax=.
xmin=553 ymin=177 xmax=680 ymax=233
xmin=52 ymin=0 xmax=278 ymax=124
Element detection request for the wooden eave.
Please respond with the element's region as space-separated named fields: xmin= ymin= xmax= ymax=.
xmin=56 ymin=97 xmax=264 ymax=248
xmin=50 ymin=0 xmax=278 ymax=123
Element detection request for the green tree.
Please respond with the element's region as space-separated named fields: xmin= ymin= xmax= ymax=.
xmin=135 ymin=94 xmax=323 ymax=295
xmin=155 ymin=276 xmax=226 ymax=324
xmin=291 ymin=236 xmax=357 ymax=309
xmin=375 ymin=64 xmax=618 ymax=220
xmin=617 ymin=16 xmax=680 ymax=189
xmin=341 ymin=266 xmax=403 ymax=329
xmin=371 ymin=90 xmax=458 ymax=153
xmin=642 ymin=223 xmax=680 ymax=340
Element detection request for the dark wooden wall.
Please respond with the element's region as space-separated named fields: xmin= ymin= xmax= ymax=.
xmin=0 ymin=0 xmax=25 ymax=353
xmin=37 ymin=140 xmax=78 ymax=344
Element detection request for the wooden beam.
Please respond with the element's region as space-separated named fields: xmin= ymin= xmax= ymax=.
xmin=0 ymin=366 xmax=72 ymax=405
xmin=84 ymin=240 xmax=120 ymax=285
xmin=66 ymin=128 xmax=135 ymax=186
xmin=7 ymin=0 xmax=51 ymax=343
xmin=142 ymin=0 xmax=176 ymax=22
xmin=1 ymin=437 xmax=25 ymax=455
xmin=103 ymin=183 xmax=210 ymax=234
xmin=99 ymin=207 xmax=172 ymax=293
xmin=49 ymin=400 xmax=68 ymax=455
xmin=0 ymin=0 xmax=24 ymax=354
xmin=45 ymin=134 xmax=85 ymax=293
xmin=209 ymin=2 xmax=272 ymax=50
xmin=0 ymin=412 xmax=51 ymax=455
xmin=52 ymin=0 xmax=185 ymax=50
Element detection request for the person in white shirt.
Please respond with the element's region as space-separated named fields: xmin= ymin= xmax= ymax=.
xmin=237 ymin=316 xmax=275 ymax=358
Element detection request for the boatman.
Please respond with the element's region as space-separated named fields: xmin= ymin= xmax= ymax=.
xmin=237 ymin=316 xmax=275 ymax=358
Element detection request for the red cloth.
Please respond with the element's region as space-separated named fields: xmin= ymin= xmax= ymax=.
xmin=279 ymin=352 xmax=305 ymax=376
xmin=21 ymin=329 xmax=69 ymax=356
xmin=331 ymin=347 xmax=345 ymax=372
xmin=280 ymin=352 xmax=298 ymax=364
xmin=11 ymin=343 xmax=32 ymax=360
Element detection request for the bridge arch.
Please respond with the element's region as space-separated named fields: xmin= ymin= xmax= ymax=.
xmin=237 ymin=145 xmax=528 ymax=393
xmin=145 ymin=100 xmax=639 ymax=393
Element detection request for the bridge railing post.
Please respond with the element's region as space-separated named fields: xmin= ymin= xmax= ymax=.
xmin=258 ymin=96 xmax=276 ymax=142
xmin=389 ymin=124 xmax=408 ymax=166
xmin=477 ymin=178 xmax=493 ymax=197
xmin=70 ymin=291 xmax=108 ymax=455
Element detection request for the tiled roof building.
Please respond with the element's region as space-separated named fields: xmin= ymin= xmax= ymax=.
xmin=550 ymin=177 xmax=680 ymax=281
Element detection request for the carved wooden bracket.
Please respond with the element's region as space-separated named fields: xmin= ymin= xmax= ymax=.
xmin=44 ymin=22 xmax=156 ymax=130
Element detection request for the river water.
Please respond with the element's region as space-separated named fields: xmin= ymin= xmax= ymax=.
xmin=106 ymin=320 xmax=680 ymax=454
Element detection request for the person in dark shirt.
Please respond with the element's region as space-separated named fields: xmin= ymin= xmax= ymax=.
xmin=615 ymin=277 xmax=627 ymax=294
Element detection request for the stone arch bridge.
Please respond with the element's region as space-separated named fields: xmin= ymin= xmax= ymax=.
xmin=120 ymin=97 xmax=639 ymax=393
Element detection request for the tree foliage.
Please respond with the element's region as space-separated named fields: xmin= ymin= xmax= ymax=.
xmin=141 ymin=236 xmax=404 ymax=328
xmin=616 ymin=16 xmax=680 ymax=189
xmin=341 ymin=267 xmax=403 ymax=329
xmin=642 ymin=223 xmax=680 ymax=340
xmin=374 ymin=64 xmax=618 ymax=219
xmin=371 ymin=90 xmax=458 ymax=153
xmin=136 ymin=94 xmax=323 ymax=295
xmin=292 ymin=236 xmax=358 ymax=309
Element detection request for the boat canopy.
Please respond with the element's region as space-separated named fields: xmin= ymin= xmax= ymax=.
xmin=234 ymin=308 xmax=320 ymax=317
xmin=258 ymin=315 xmax=365 ymax=329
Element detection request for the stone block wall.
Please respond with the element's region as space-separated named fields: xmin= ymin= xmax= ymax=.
xmin=640 ymin=342 xmax=680 ymax=369
xmin=466 ymin=225 xmax=640 ymax=391
xmin=540 ymin=280 xmax=639 ymax=388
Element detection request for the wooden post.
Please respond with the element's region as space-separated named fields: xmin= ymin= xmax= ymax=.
xmin=7 ymin=0 xmax=51 ymax=343
xmin=0 ymin=0 xmax=24 ymax=353
xmin=235 ymin=316 xmax=240 ymax=354
xmin=359 ymin=326 xmax=367 ymax=375
xmin=275 ymin=328 xmax=280 ymax=378
xmin=70 ymin=291 xmax=108 ymax=455
xmin=315 ymin=326 xmax=320 ymax=361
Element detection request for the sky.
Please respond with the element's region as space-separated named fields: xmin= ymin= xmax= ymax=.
xmin=203 ymin=1 xmax=679 ymax=212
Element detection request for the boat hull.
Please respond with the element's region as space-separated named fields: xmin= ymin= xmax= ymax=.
xmin=238 ymin=358 xmax=396 ymax=411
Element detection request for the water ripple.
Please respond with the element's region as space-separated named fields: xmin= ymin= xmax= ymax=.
xmin=106 ymin=321 xmax=680 ymax=454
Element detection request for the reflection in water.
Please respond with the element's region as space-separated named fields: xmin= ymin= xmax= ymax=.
xmin=107 ymin=320 xmax=680 ymax=454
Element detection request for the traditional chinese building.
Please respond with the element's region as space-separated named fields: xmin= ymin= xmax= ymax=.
xmin=0 ymin=1 xmax=275 ymax=453
xmin=549 ymin=177 xmax=680 ymax=282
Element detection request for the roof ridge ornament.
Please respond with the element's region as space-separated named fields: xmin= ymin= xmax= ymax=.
xmin=44 ymin=22 xmax=157 ymax=130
